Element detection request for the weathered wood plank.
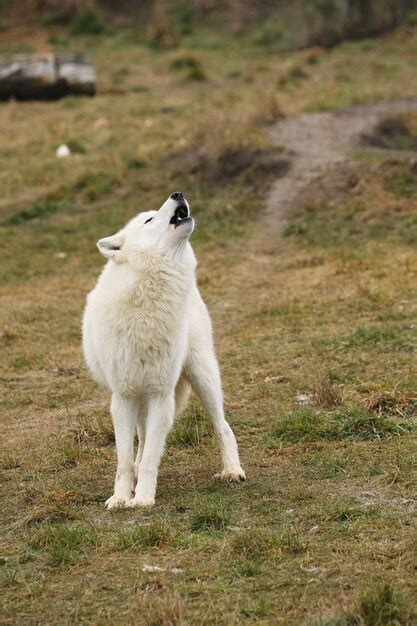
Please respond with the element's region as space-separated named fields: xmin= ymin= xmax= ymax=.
xmin=0 ymin=54 xmax=95 ymax=100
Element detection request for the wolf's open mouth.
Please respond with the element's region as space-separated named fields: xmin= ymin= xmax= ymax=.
xmin=170 ymin=204 xmax=190 ymax=228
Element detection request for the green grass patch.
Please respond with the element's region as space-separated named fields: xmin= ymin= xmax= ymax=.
xmin=329 ymin=325 xmax=416 ymax=354
xmin=233 ymin=561 xmax=263 ymax=578
xmin=384 ymin=168 xmax=416 ymax=199
xmin=267 ymin=405 xmax=412 ymax=445
xmin=126 ymin=157 xmax=147 ymax=170
xmin=189 ymin=506 xmax=231 ymax=532
xmin=322 ymin=498 xmax=380 ymax=522
xmin=69 ymin=412 xmax=115 ymax=447
xmin=29 ymin=524 xmax=100 ymax=567
xmin=6 ymin=197 xmax=72 ymax=226
xmin=113 ymin=523 xmax=172 ymax=551
xmin=52 ymin=444 xmax=90 ymax=469
xmin=278 ymin=65 xmax=308 ymax=88
xmin=65 ymin=139 xmax=87 ymax=155
xmin=72 ymin=172 xmax=119 ymax=202
xmin=168 ymin=402 xmax=211 ymax=448
xmin=170 ymin=55 xmax=200 ymax=71
xmin=282 ymin=174 xmax=417 ymax=246
xmin=232 ymin=528 xmax=306 ymax=560
xmin=170 ymin=55 xmax=206 ymax=81
xmin=252 ymin=20 xmax=286 ymax=51
xmin=321 ymin=583 xmax=415 ymax=625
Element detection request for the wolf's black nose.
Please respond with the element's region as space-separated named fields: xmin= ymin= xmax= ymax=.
xmin=170 ymin=192 xmax=184 ymax=201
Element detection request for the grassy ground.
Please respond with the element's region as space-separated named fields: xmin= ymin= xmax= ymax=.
xmin=1 ymin=22 xmax=417 ymax=625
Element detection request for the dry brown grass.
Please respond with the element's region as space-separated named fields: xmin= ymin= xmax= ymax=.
xmin=362 ymin=389 xmax=417 ymax=420
xmin=313 ymin=376 xmax=342 ymax=408
xmin=1 ymin=20 xmax=416 ymax=626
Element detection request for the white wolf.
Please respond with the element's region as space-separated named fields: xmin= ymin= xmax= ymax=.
xmin=82 ymin=192 xmax=245 ymax=509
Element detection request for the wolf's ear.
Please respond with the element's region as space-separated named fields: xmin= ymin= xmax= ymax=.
xmin=97 ymin=232 xmax=126 ymax=263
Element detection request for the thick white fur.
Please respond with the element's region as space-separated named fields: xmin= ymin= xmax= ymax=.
xmin=82 ymin=194 xmax=245 ymax=509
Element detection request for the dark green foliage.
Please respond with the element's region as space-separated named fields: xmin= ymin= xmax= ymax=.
xmin=42 ymin=11 xmax=72 ymax=27
xmin=66 ymin=139 xmax=87 ymax=154
xmin=127 ymin=158 xmax=147 ymax=170
xmin=6 ymin=197 xmax=71 ymax=225
xmin=252 ymin=21 xmax=284 ymax=50
xmin=361 ymin=117 xmax=417 ymax=151
xmin=278 ymin=65 xmax=308 ymax=88
xmin=384 ymin=168 xmax=416 ymax=199
xmin=69 ymin=10 xmax=108 ymax=36
xmin=170 ymin=55 xmax=206 ymax=80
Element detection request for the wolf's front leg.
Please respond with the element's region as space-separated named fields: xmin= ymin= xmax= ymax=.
xmin=105 ymin=393 xmax=137 ymax=510
xmin=128 ymin=394 xmax=175 ymax=508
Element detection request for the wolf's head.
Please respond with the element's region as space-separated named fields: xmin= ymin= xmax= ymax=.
xmin=97 ymin=192 xmax=195 ymax=265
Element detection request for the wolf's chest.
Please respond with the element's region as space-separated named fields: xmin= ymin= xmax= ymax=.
xmin=103 ymin=303 xmax=187 ymax=394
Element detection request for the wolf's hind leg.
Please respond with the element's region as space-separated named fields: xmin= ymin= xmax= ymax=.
xmin=134 ymin=420 xmax=146 ymax=478
xmin=134 ymin=399 xmax=148 ymax=478
xmin=175 ymin=375 xmax=191 ymax=418
xmin=186 ymin=349 xmax=245 ymax=482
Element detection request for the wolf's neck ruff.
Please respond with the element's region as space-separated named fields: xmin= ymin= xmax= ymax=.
xmin=108 ymin=257 xmax=194 ymax=359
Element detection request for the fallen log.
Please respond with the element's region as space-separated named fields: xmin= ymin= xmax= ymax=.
xmin=0 ymin=53 xmax=95 ymax=101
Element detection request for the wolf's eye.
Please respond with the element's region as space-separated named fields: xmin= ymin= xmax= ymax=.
xmin=144 ymin=217 xmax=153 ymax=224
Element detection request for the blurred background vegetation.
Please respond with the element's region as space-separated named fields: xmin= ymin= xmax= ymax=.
xmin=2 ymin=0 xmax=417 ymax=50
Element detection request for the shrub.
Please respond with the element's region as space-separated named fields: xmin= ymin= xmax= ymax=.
xmin=42 ymin=11 xmax=73 ymax=27
xmin=70 ymin=10 xmax=108 ymax=36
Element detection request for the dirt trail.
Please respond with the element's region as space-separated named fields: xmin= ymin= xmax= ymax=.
xmin=215 ymin=97 xmax=417 ymax=330
xmin=265 ymin=97 xmax=417 ymax=230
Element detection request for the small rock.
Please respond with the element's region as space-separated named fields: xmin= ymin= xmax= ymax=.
xmin=359 ymin=491 xmax=376 ymax=498
xmin=295 ymin=393 xmax=312 ymax=405
xmin=141 ymin=565 xmax=163 ymax=573
xmin=56 ymin=144 xmax=70 ymax=158
xmin=141 ymin=564 xmax=184 ymax=574
xmin=301 ymin=565 xmax=321 ymax=574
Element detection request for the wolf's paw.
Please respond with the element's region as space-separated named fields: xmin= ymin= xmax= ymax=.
xmin=215 ymin=467 xmax=246 ymax=483
xmin=105 ymin=495 xmax=131 ymax=510
xmin=126 ymin=496 xmax=155 ymax=509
